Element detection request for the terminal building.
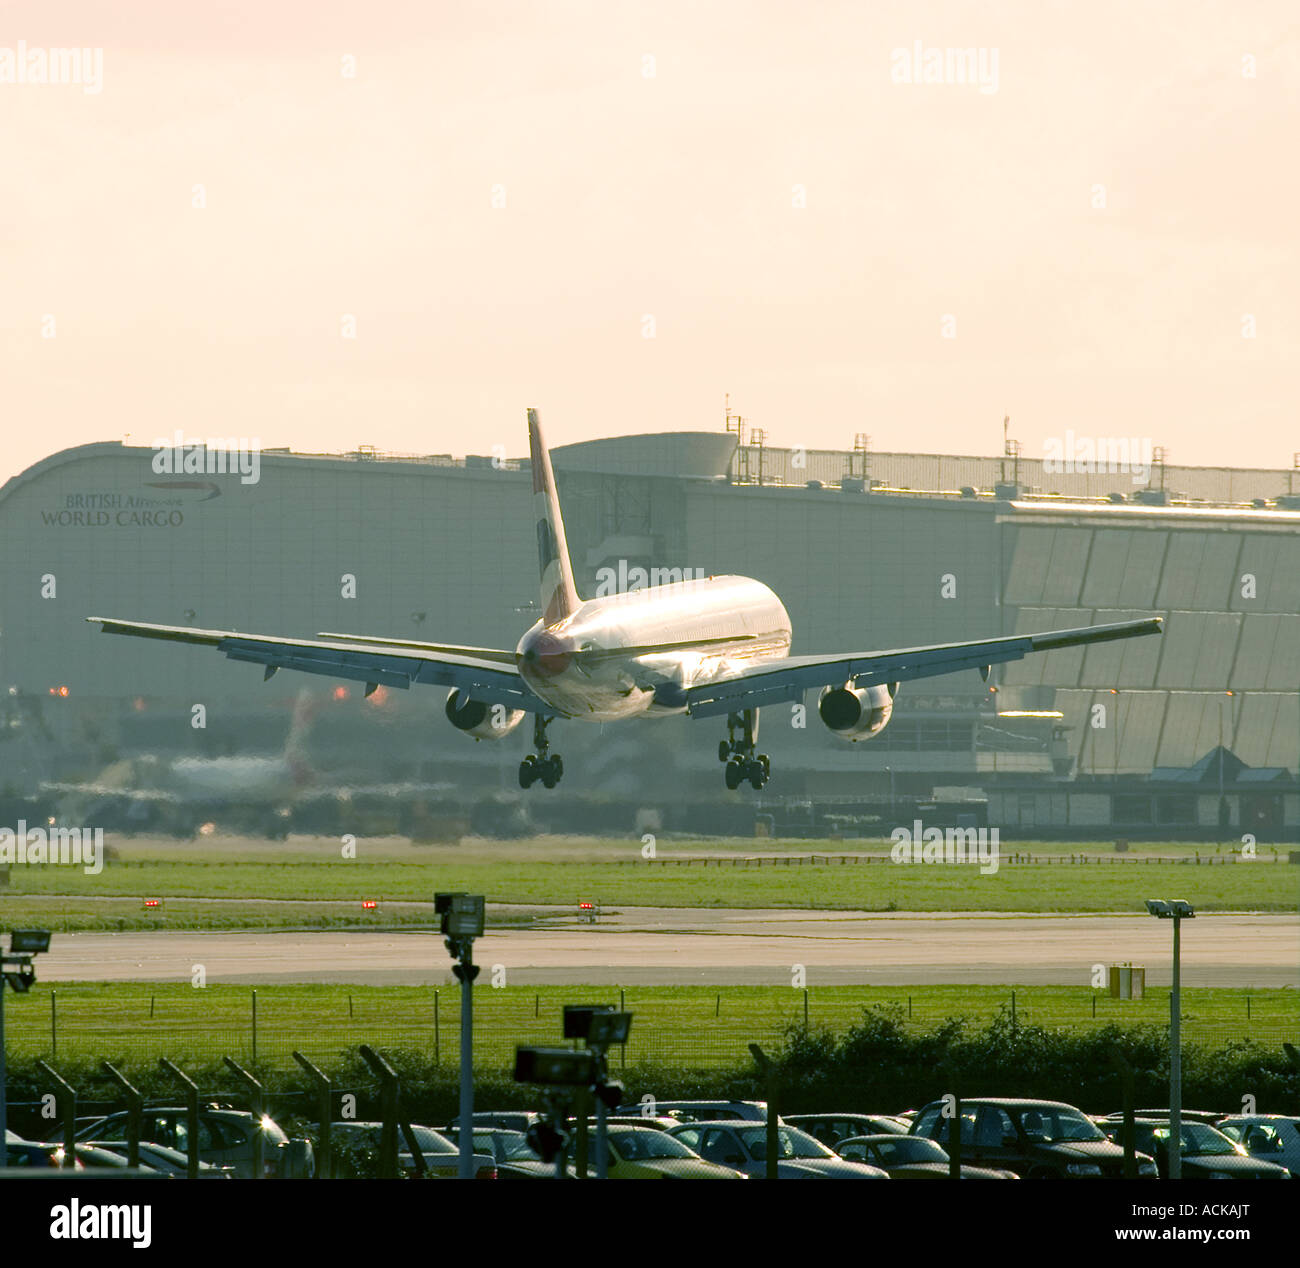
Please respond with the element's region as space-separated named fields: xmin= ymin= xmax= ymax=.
xmin=1 ymin=428 xmax=1297 ymax=840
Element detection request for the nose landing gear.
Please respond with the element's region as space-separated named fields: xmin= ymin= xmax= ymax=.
xmin=519 ymin=714 xmax=563 ymax=789
xmin=718 ymin=708 xmax=769 ymax=790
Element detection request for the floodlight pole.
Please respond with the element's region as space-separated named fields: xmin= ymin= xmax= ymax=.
xmin=590 ymin=1047 xmax=610 ymax=1181
xmin=449 ymin=936 xmax=479 ymax=1180
xmin=1170 ymin=911 xmax=1182 ymax=1181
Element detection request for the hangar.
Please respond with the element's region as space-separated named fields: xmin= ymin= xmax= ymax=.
xmin=1 ymin=428 xmax=1296 ymax=838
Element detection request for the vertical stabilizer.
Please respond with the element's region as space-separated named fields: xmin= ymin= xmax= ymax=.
xmin=528 ymin=408 xmax=581 ymax=625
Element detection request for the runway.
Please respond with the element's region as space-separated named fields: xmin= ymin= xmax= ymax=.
xmin=37 ymin=909 xmax=1300 ymax=987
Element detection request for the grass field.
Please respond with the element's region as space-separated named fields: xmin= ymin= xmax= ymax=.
xmin=2 ymin=834 xmax=1294 ymax=930
xmin=5 ymin=981 xmax=1292 ymax=1071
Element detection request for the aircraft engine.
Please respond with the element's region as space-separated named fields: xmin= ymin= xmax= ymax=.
xmin=445 ymin=690 xmax=526 ymax=741
xmin=817 ymin=682 xmax=897 ymax=741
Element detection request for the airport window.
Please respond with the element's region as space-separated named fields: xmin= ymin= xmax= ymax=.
xmin=1112 ymin=794 xmax=1153 ymax=824
xmin=1155 ymin=795 xmax=1196 ymax=825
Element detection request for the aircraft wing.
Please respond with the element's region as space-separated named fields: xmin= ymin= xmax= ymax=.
xmin=683 ymin=617 xmax=1163 ymax=718
xmin=87 ymin=617 xmax=544 ymax=711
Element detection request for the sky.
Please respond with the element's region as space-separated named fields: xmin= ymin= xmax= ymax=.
xmin=1 ymin=1 xmax=1296 ymax=484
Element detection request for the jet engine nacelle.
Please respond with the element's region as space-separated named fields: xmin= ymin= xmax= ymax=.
xmin=445 ymin=690 xmax=526 ymax=741
xmin=817 ymin=682 xmax=897 ymax=741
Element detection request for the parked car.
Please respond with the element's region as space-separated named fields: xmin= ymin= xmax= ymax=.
xmin=463 ymin=1111 xmax=541 ymax=1134
xmin=84 ymin=1139 xmax=235 ymax=1178
xmin=1101 ymin=1119 xmax=1291 ymax=1180
xmin=1107 ymin=1108 xmax=1225 ymax=1127
xmin=598 ymin=1115 xmax=690 ymax=1133
xmin=666 ymin=1121 xmax=888 ymax=1179
xmin=617 ymin=1100 xmax=776 ymax=1123
xmin=444 ymin=1126 xmax=579 ymax=1178
xmin=326 ymin=1122 xmax=496 ymax=1178
xmin=75 ymin=1106 xmax=313 ymax=1179
xmin=5 ymin=1133 xmax=83 ymax=1170
xmin=836 ymin=1134 xmax=1018 ymax=1179
xmin=1217 ymin=1116 xmax=1300 ymax=1178
xmin=588 ymin=1124 xmax=746 ymax=1179
xmin=786 ymin=1114 xmax=910 ymax=1145
xmin=909 ymin=1098 xmax=1157 ymax=1179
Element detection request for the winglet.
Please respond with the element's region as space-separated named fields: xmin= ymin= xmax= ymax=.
xmin=527 ymin=408 xmax=581 ymax=625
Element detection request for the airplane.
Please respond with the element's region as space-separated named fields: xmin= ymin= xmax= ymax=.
xmin=89 ymin=409 xmax=1163 ymax=793
xmin=41 ymin=689 xmax=317 ymax=833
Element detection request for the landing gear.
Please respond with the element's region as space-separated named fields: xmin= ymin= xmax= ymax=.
xmin=719 ymin=709 xmax=769 ymax=791
xmin=519 ymin=715 xmax=563 ymax=790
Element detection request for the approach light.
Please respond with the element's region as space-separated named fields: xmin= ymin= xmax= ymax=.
xmin=514 ymin=1046 xmax=598 ymax=1087
xmin=8 ymin=930 xmax=51 ymax=954
xmin=436 ymin=892 xmax=485 ymax=939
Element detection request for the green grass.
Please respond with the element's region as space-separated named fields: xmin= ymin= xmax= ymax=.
xmin=3 ymin=832 xmax=1293 ymax=925
xmin=6 ymin=982 xmax=1293 ymax=1072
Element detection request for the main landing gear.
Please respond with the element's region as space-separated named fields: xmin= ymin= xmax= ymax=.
xmin=519 ymin=714 xmax=563 ymax=789
xmin=718 ymin=708 xmax=769 ymax=791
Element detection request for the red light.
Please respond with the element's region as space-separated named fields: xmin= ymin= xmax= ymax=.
xmin=361 ymin=900 xmax=377 ymax=910
xmin=332 ymin=686 xmax=349 ymax=700
xmin=143 ymin=899 xmax=161 ymax=909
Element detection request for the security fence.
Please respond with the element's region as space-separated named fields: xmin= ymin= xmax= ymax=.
xmin=5 ymin=983 xmax=1294 ymax=1071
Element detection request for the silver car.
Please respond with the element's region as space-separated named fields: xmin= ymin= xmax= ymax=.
xmin=1217 ymin=1116 xmax=1300 ymax=1178
xmin=666 ymin=1121 xmax=889 ymax=1179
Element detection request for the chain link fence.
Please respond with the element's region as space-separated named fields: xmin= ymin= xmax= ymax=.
xmin=7 ymin=984 xmax=1294 ymax=1071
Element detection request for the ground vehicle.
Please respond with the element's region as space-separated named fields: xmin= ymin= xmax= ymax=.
xmin=786 ymin=1114 xmax=910 ymax=1145
xmin=666 ymin=1121 xmax=888 ymax=1178
xmin=909 ymin=1098 xmax=1157 ymax=1179
xmin=586 ymin=1125 xmax=746 ymax=1179
xmin=618 ymin=1100 xmax=776 ymax=1123
xmin=440 ymin=1127 xmax=565 ymax=1178
xmin=85 ymin=1140 xmax=234 ymax=1178
xmin=463 ymin=1111 xmax=541 ymax=1134
xmin=1100 ymin=1119 xmax=1291 ymax=1180
xmin=327 ymin=1122 xmax=495 ymax=1178
xmin=1217 ymin=1116 xmax=1300 ymax=1178
xmin=837 ymin=1134 xmax=1018 ymax=1179
xmin=1108 ymin=1108 xmax=1224 ymax=1126
xmin=75 ymin=1106 xmax=313 ymax=1178
xmin=5 ymin=1133 xmax=82 ymax=1170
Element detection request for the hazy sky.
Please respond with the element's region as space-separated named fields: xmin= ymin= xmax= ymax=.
xmin=1 ymin=1 xmax=1295 ymax=484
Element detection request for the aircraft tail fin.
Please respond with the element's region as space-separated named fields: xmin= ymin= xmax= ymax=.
xmin=528 ymin=408 xmax=581 ymax=625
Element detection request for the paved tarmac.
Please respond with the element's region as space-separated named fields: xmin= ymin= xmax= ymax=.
xmin=37 ymin=909 xmax=1299 ymax=986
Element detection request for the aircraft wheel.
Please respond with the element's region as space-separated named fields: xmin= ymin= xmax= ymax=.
xmin=718 ymin=741 xmax=731 ymax=763
xmin=551 ymin=754 xmax=564 ymax=779
xmin=748 ymin=762 xmax=766 ymax=791
xmin=540 ymin=759 xmax=559 ymax=789
xmin=724 ymin=760 xmax=743 ymax=790
xmin=518 ymin=756 xmax=537 ymax=789
xmin=757 ymin=754 xmax=770 ymax=776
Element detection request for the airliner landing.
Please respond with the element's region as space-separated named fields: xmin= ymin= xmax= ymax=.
xmin=90 ymin=410 xmax=1162 ymax=792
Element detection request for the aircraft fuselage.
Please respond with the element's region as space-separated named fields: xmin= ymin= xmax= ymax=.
xmin=515 ymin=574 xmax=791 ymax=720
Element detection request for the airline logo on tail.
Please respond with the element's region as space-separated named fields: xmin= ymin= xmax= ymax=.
xmin=528 ymin=408 xmax=580 ymax=626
